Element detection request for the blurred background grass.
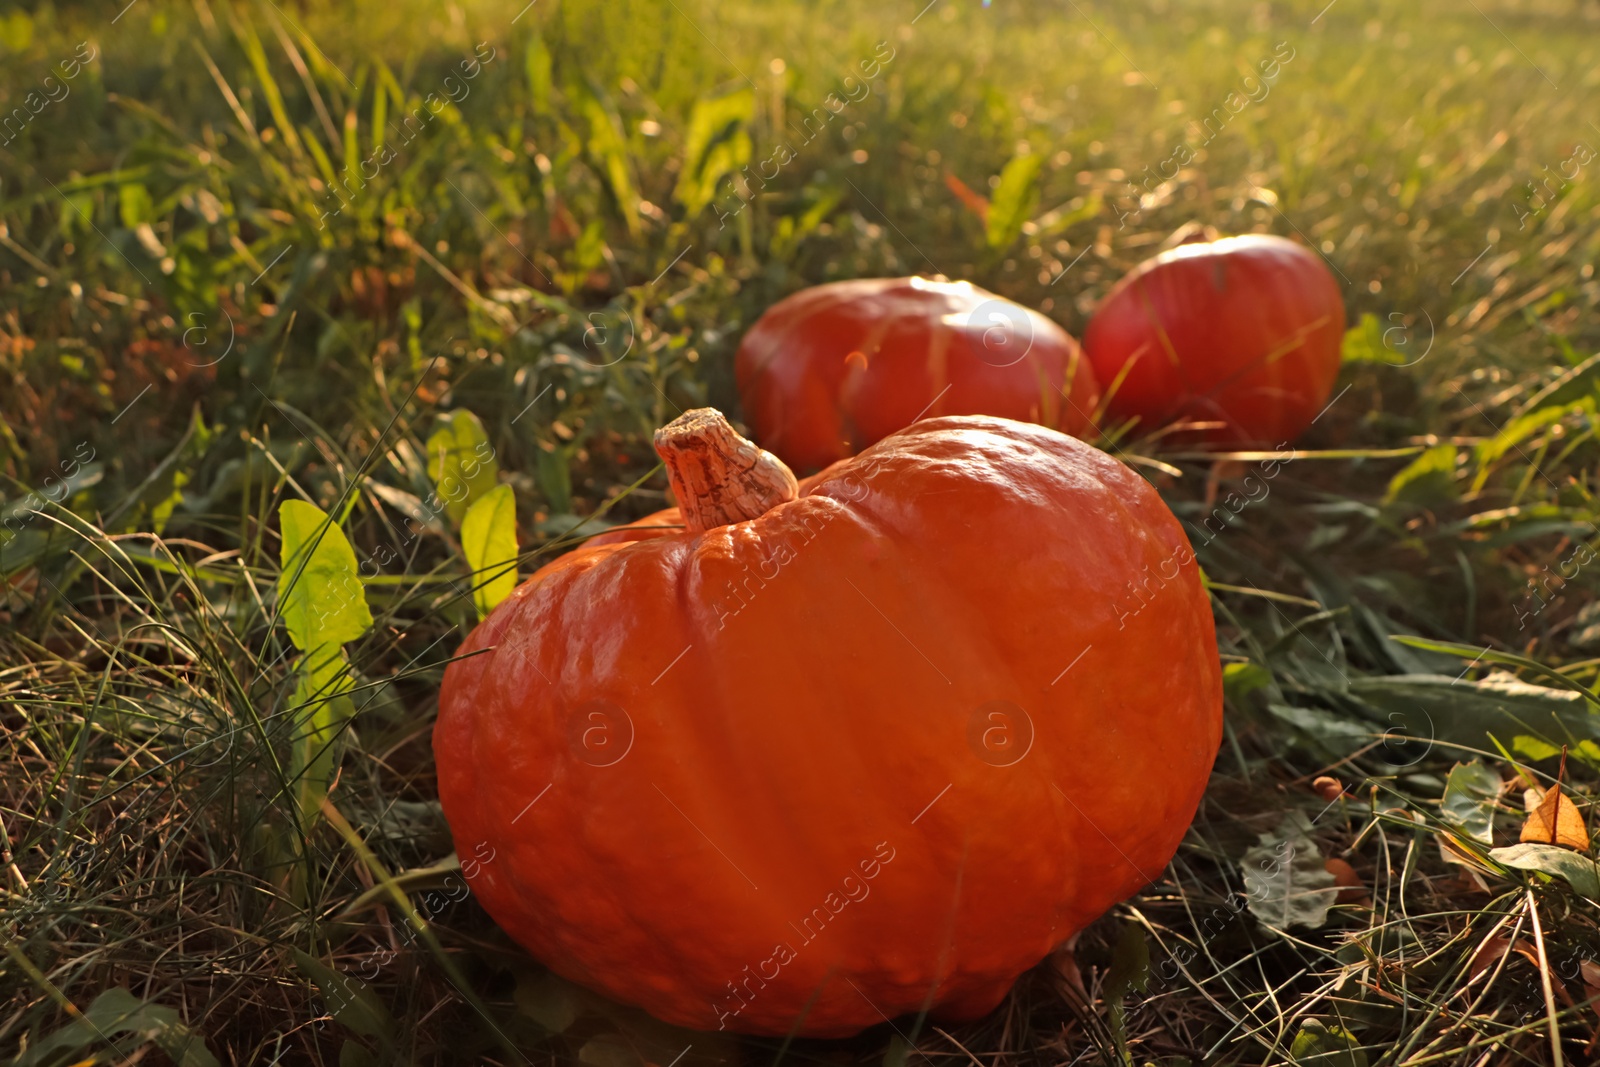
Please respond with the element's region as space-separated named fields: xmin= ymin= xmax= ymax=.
xmin=7 ymin=0 xmax=1600 ymax=1063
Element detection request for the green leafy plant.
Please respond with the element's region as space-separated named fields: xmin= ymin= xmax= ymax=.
xmin=984 ymin=150 xmax=1041 ymax=251
xmin=277 ymin=499 xmax=373 ymax=828
xmin=460 ymin=483 xmax=519 ymax=618
xmin=425 ymin=409 xmax=500 ymax=525
xmin=14 ymin=985 xmax=218 ymax=1067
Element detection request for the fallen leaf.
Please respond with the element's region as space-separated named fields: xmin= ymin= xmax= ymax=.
xmin=1465 ymin=934 xmax=1560 ymax=993
xmin=1489 ymin=842 xmax=1600 ymax=899
xmin=1323 ymin=857 xmax=1368 ymax=905
xmin=1510 ymin=941 xmax=1546 ymax=973
xmin=1048 ymin=942 xmax=1087 ymax=1005
xmin=1520 ymin=783 xmax=1590 ymax=850
xmin=1440 ymin=761 xmax=1503 ymax=871
xmin=1467 ymin=936 xmax=1512 ymax=983
xmin=1441 ymin=761 xmax=1501 ymax=845
xmin=1241 ymin=811 xmax=1340 ymax=930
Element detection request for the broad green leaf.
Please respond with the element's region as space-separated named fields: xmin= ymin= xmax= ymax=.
xmin=1514 ymin=734 xmax=1563 ymax=761
xmin=289 ymin=647 xmax=357 ymax=828
xmin=1439 ymin=761 xmax=1501 ymax=844
xmin=1515 ymin=735 xmax=1600 ymax=771
xmin=1267 ymin=703 xmax=1373 ymax=760
xmin=1345 ymin=670 xmax=1600 ymax=758
xmin=1223 ymin=660 xmax=1273 ymax=703
xmin=1 ymin=462 xmax=104 ymax=526
xmin=425 ymin=409 xmax=499 ymax=525
xmin=0 ymin=458 xmax=105 ymax=579
xmin=1390 ymin=636 xmax=1600 ymax=704
xmin=16 ymin=986 xmax=219 ymax=1067
xmin=1489 ymin=841 xmax=1600 ymax=899
xmin=293 ymin=949 xmax=397 ymax=1042
xmin=1289 ymin=1018 xmax=1369 ymax=1067
xmin=278 ymin=500 xmax=372 ymax=654
xmin=580 ymin=92 xmax=641 ymax=237
xmin=1240 ymin=811 xmax=1339 ymax=930
xmin=514 ymin=971 xmax=581 ymax=1033
xmin=119 ymin=182 xmax=154 ymax=228
xmin=278 ymin=500 xmax=371 ymax=827
xmin=461 ymin=484 xmax=519 ymax=619
xmin=673 ymin=88 xmax=756 ymax=215
xmin=1383 ymin=443 xmax=1457 ymax=505
xmin=1 ymin=527 xmax=53 ymax=579
xmin=1515 ymin=349 xmax=1600 ymax=417
xmin=149 ymin=472 xmax=188 ymax=534
xmin=525 ymin=35 xmax=553 ymax=113
xmin=985 ymin=151 xmax=1042 ymax=250
xmin=1340 ymin=312 xmax=1400 ymax=365
xmin=1472 ymin=403 xmax=1584 ymax=491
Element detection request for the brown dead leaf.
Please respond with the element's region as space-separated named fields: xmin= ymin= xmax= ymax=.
xmin=1584 ymin=959 xmax=1600 ymax=987
xmin=1465 ymin=934 xmax=1567 ymax=998
xmin=1468 ymin=935 xmax=1513 ymax=983
xmin=1520 ymin=783 xmax=1590 ymax=850
xmin=1203 ymin=460 xmax=1248 ymax=509
xmin=1323 ymin=857 xmax=1368 ymax=905
xmin=1511 ymin=941 xmax=1547 ymax=974
xmin=1048 ymin=942 xmax=1088 ymax=1006
xmin=943 ymin=172 xmax=989 ymax=223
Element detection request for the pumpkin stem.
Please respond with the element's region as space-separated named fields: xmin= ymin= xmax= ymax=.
xmin=653 ymin=408 xmax=798 ymax=533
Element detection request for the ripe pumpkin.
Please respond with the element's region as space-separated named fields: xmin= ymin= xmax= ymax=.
xmin=734 ymin=276 xmax=1101 ymax=472
xmin=434 ymin=408 xmax=1220 ymax=1037
xmin=1082 ymin=234 xmax=1345 ymax=446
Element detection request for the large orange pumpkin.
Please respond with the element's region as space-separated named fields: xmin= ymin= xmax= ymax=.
xmin=433 ymin=408 xmax=1220 ymax=1036
xmin=734 ymin=277 xmax=1101 ymax=472
xmin=1082 ymin=234 xmax=1345 ymax=446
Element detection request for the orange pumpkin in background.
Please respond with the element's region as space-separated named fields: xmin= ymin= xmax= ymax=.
xmin=1082 ymin=234 xmax=1345 ymax=446
xmin=434 ymin=408 xmax=1221 ymax=1037
xmin=734 ymin=277 xmax=1101 ymax=472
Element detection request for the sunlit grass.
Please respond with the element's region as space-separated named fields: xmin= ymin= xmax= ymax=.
xmin=5 ymin=0 xmax=1600 ymax=1062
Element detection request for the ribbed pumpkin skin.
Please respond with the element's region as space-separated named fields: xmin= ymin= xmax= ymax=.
xmin=1083 ymin=235 xmax=1345 ymax=446
xmin=433 ymin=416 xmax=1220 ymax=1037
xmin=734 ymin=277 xmax=1101 ymax=472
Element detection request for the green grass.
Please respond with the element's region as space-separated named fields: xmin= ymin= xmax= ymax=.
xmin=6 ymin=0 xmax=1600 ymax=1062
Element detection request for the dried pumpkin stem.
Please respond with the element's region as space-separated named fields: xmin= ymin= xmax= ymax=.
xmin=653 ymin=408 xmax=798 ymax=533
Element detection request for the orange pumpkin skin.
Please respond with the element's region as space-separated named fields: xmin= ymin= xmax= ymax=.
xmin=734 ymin=277 xmax=1101 ymax=472
xmin=434 ymin=413 xmax=1220 ymax=1037
xmin=1082 ymin=234 xmax=1345 ymax=446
